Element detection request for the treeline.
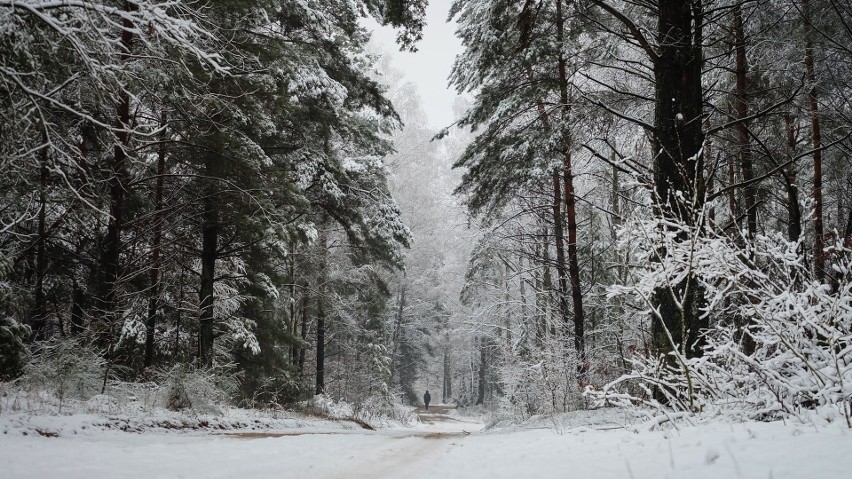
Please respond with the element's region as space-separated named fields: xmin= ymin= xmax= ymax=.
xmin=448 ymin=0 xmax=852 ymax=417
xmin=0 ymin=0 xmax=427 ymax=406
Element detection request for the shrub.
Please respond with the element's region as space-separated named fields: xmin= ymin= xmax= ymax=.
xmin=22 ymin=339 xmax=108 ymax=406
xmin=0 ymin=316 xmax=30 ymax=380
xmin=157 ymin=363 xmax=239 ymax=415
xmin=588 ymin=216 xmax=852 ymax=427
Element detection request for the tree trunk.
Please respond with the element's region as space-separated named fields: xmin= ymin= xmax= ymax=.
xmin=175 ymin=266 xmax=185 ymax=358
xmin=519 ymin=253 xmax=531 ymax=348
xmin=705 ymin=140 xmax=716 ymax=225
xmin=33 ymin=134 xmax=49 ymax=339
xmin=100 ymin=117 xmax=128 ymax=323
xmin=534 ymin=230 xmax=546 ymax=343
xmin=555 ymin=0 xmax=587 ymax=380
xmin=502 ymin=262 xmax=512 ymax=347
xmin=145 ymin=124 xmax=167 ymax=367
xmin=289 ymin=242 xmax=298 ymax=366
xmin=100 ymin=8 xmax=134 ymax=342
xmin=541 ymin=226 xmax=556 ymax=337
xmin=651 ymin=0 xmax=707 ymax=361
xmin=526 ymin=67 xmax=569 ymax=343
xmin=563 ymin=152 xmax=586 ymax=378
xmin=70 ymin=279 xmax=85 ymax=336
xmin=299 ymin=292 xmax=308 ymax=375
xmin=727 ymin=154 xmax=737 ymax=221
xmin=734 ymin=2 xmax=756 ymax=240
xmin=315 ymin=225 xmax=328 ymax=395
xmin=315 ymin=298 xmax=325 ymax=395
xmin=783 ymin=114 xmax=802 ymax=243
xmin=476 ymin=337 xmax=486 ymax=405
xmin=198 ymin=143 xmax=219 ymax=367
xmin=611 ymin=163 xmax=620 ymax=239
xmin=550 ymin=170 xmax=571 ymax=339
xmin=611 ymin=161 xmax=627 ymax=282
xmin=803 ymin=0 xmax=825 ymax=281
xmin=846 ymin=207 xmax=852 ymax=243
xmin=442 ymin=332 xmax=451 ymax=403
xmin=389 ymin=273 xmax=406 ymax=385
xmin=653 ymin=1 xmax=705 ymax=225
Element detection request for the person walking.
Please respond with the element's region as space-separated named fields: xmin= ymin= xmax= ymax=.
xmin=423 ymin=390 xmax=431 ymax=411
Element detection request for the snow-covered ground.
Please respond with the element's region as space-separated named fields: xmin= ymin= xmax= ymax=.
xmin=2 ymin=405 xmax=851 ymax=478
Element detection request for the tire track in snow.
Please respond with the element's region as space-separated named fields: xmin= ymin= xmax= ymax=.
xmin=325 ymin=433 xmax=461 ymax=479
xmin=321 ymin=406 xmax=477 ymax=479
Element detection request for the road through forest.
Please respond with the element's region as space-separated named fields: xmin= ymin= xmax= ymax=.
xmin=329 ymin=405 xmax=482 ymax=478
xmin=222 ymin=404 xmax=484 ymax=479
xmin=4 ymin=406 xmax=852 ymax=478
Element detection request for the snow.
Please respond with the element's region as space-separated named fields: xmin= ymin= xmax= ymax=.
xmin=2 ymin=407 xmax=850 ymax=478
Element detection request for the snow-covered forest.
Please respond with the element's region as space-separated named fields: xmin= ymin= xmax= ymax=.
xmin=1 ymin=0 xmax=851 ymax=477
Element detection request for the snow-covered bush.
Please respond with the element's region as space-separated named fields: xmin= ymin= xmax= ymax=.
xmin=238 ymin=373 xmax=304 ymax=409
xmin=156 ymin=363 xmax=239 ymax=415
xmin=351 ymin=395 xmax=417 ymax=426
xmin=301 ymin=393 xmax=415 ymax=427
xmin=499 ymin=336 xmax=584 ymax=418
xmin=303 ymin=394 xmax=356 ymax=418
xmin=19 ymin=339 xmax=109 ymax=410
xmin=0 ymin=316 xmax=30 ymax=380
xmin=588 ymin=214 xmax=852 ymax=426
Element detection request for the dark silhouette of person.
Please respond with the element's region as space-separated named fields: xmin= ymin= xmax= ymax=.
xmin=423 ymin=390 xmax=431 ymax=411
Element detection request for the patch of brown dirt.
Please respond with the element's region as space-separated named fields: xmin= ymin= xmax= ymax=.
xmin=223 ymin=431 xmax=339 ymax=439
xmin=415 ymin=405 xmax=454 ymax=415
xmin=422 ymin=431 xmax=470 ymax=440
xmin=415 ymin=405 xmax=458 ymax=424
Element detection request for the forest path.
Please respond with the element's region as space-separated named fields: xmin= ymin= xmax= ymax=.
xmin=213 ymin=405 xmax=483 ymax=478
xmin=330 ymin=404 xmax=483 ymax=479
xmin=4 ymin=409 xmax=852 ymax=478
xmin=415 ymin=404 xmax=464 ymax=424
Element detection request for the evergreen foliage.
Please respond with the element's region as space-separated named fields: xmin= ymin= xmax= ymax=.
xmin=0 ymin=317 xmax=30 ymax=380
xmin=0 ymin=0 xmax=424 ymax=407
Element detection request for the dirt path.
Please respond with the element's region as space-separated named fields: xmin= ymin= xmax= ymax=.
xmin=333 ymin=405 xmax=480 ymax=479
xmin=214 ymin=405 xmax=483 ymax=478
xmin=415 ymin=404 xmax=454 ymax=422
xmin=414 ymin=405 xmax=480 ymax=435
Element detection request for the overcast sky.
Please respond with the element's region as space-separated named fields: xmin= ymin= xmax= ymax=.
xmin=368 ymin=0 xmax=463 ymax=129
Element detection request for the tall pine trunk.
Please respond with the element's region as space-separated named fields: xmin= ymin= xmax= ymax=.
xmin=33 ymin=131 xmax=49 ymax=338
xmin=315 ymin=299 xmax=325 ymax=395
xmin=555 ymin=0 xmax=587 ymax=380
xmin=734 ymin=2 xmax=756 ymax=240
xmin=299 ymin=293 xmax=308 ymax=375
xmin=534 ymin=228 xmax=546 ymax=343
xmin=727 ymin=154 xmax=737 ymax=221
xmin=783 ymin=114 xmax=802 ymax=243
xmin=99 ymin=4 xmax=136 ymax=392
xmin=442 ymin=332 xmax=452 ymax=402
xmin=70 ymin=279 xmax=85 ymax=336
xmin=390 ymin=273 xmax=406 ymax=385
xmin=550 ymin=171 xmax=570 ymax=338
xmin=527 ymin=67 xmax=570 ymax=344
xmin=650 ymin=0 xmax=707 ymax=363
xmin=100 ymin=5 xmax=135 ymax=341
xmin=198 ymin=138 xmax=220 ymax=366
xmin=803 ymin=0 xmax=825 ymax=281
xmin=289 ymin=243 xmax=299 ymax=366
xmin=145 ymin=123 xmax=167 ymax=367
xmin=476 ymin=336 xmax=486 ymax=405
xmin=315 ymin=224 xmax=328 ymax=395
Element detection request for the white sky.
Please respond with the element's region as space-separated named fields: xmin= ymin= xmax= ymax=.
xmin=368 ymin=0 xmax=463 ymax=129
